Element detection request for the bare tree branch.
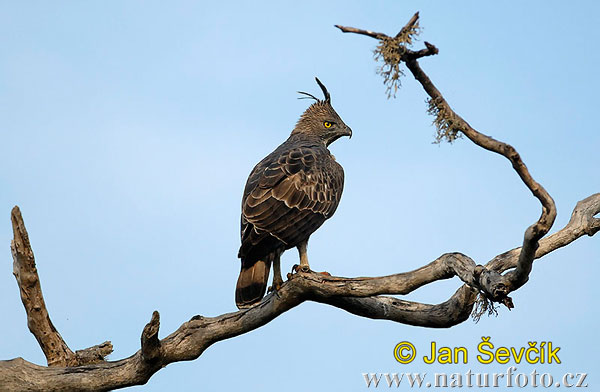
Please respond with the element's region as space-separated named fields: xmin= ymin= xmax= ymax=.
xmin=141 ymin=311 xmax=162 ymax=363
xmin=403 ymin=57 xmax=557 ymax=294
xmin=10 ymin=206 xmax=113 ymax=367
xmin=334 ymin=24 xmax=387 ymax=40
xmin=1 ymin=12 xmax=597 ymax=392
xmin=10 ymin=206 xmax=74 ymax=367
xmin=394 ymin=11 xmax=420 ymax=39
xmin=487 ymin=193 xmax=600 ymax=272
xmin=1 ymin=194 xmax=598 ymax=390
xmin=336 ymin=13 xmax=558 ymax=305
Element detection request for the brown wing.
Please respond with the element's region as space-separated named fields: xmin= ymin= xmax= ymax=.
xmin=238 ymin=144 xmax=344 ymax=264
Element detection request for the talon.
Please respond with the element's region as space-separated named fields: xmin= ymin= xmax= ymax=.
xmin=268 ymin=282 xmax=282 ymax=293
xmin=291 ymin=264 xmax=310 ymax=273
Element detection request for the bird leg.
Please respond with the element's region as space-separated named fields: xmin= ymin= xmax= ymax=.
xmin=272 ymin=254 xmax=283 ymax=289
xmin=290 ymin=240 xmax=332 ymax=276
xmin=268 ymin=253 xmax=283 ymax=293
xmin=297 ymin=240 xmax=310 ymax=272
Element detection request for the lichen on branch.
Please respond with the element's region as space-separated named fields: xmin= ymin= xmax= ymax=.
xmin=373 ymin=20 xmax=421 ymax=98
xmin=471 ymin=293 xmax=499 ymax=323
xmin=426 ymin=97 xmax=464 ymax=144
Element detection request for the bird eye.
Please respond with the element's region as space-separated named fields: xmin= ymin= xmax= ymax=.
xmin=324 ymin=121 xmax=333 ymax=128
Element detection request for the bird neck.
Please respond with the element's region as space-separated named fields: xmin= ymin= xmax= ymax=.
xmin=287 ymin=131 xmax=326 ymax=147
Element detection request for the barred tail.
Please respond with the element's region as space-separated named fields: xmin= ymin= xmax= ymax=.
xmin=235 ymin=259 xmax=271 ymax=309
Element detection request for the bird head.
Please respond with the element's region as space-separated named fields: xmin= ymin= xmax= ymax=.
xmin=292 ymin=78 xmax=352 ymax=146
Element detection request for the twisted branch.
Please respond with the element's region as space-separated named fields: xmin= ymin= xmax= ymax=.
xmin=336 ymin=12 xmax=558 ymax=305
xmin=1 ymin=194 xmax=598 ymax=390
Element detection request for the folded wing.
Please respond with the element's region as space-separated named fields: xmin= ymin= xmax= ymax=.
xmin=239 ymin=145 xmax=344 ymax=264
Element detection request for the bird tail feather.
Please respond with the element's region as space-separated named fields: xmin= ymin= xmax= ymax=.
xmin=235 ymin=259 xmax=271 ymax=309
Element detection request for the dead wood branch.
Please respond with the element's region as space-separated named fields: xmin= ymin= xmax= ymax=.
xmin=1 ymin=12 xmax=597 ymax=392
xmin=1 ymin=194 xmax=598 ymax=391
xmin=10 ymin=206 xmax=113 ymax=368
xmin=336 ymin=12 xmax=558 ymax=306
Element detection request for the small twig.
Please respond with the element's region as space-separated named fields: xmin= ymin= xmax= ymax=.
xmin=141 ymin=311 xmax=162 ymax=363
xmin=395 ymin=11 xmax=420 ymax=39
xmin=334 ymin=25 xmax=387 ymax=40
xmin=406 ymin=41 xmax=439 ymax=59
xmin=75 ymin=342 xmax=114 ymax=365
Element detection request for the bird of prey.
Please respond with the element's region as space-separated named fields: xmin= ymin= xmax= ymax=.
xmin=235 ymin=78 xmax=352 ymax=309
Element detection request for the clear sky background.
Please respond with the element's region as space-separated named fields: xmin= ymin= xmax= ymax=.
xmin=1 ymin=2 xmax=599 ymax=391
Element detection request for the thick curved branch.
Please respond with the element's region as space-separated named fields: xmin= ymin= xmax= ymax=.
xmin=403 ymin=57 xmax=557 ymax=294
xmin=316 ymin=285 xmax=478 ymax=328
xmin=487 ymin=193 xmax=600 ymax=272
xmin=2 ymin=195 xmax=597 ymax=391
xmin=336 ymin=12 xmax=558 ymax=302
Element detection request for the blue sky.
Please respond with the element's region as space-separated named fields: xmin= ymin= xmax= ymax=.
xmin=1 ymin=1 xmax=598 ymax=391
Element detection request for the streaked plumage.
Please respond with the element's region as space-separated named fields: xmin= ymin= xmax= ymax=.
xmin=235 ymin=78 xmax=352 ymax=309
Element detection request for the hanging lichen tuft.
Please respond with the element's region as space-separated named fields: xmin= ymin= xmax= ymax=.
xmin=373 ymin=20 xmax=421 ymax=98
xmin=471 ymin=293 xmax=499 ymax=323
xmin=427 ymin=97 xmax=464 ymax=144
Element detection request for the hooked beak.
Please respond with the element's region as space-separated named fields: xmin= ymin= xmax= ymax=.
xmin=344 ymin=126 xmax=353 ymax=139
xmin=326 ymin=126 xmax=353 ymax=146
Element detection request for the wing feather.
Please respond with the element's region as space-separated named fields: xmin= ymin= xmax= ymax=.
xmin=239 ymin=143 xmax=344 ymax=261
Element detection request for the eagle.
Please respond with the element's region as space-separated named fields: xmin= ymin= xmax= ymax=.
xmin=235 ymin=78 xmax=352 ymax=309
